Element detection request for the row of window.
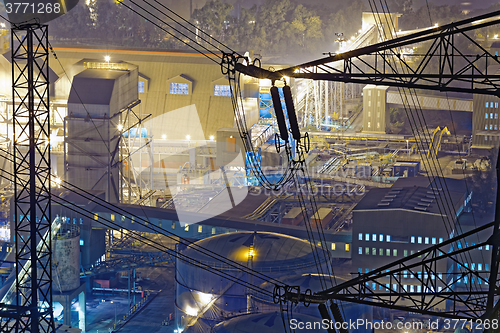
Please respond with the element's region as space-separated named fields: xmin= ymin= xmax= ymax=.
xmin=357 ymin=233 xmax=444 ymax=244
xmin=483 ymin=135 xmax=500 ymax=141
xmin=484 ymin=124 xmax=500 ymax=131
xmin=410 ymin=236 xmax=443 ymax=244
xmin=457 ymin=262 xmax=489 ymax=270
xmin=166 ymin=83 xmax=232 ymax=96
xmin=359 ymin=247 xmax=400 ymax=256
xmin=367 ymin=121 xmax=381 ymax=129
xmin=328 ymin=242 xmax=350 ymax=252
xmin=358 ymin=268 xmax=444 ymax=280
xmin=359 ymin=233 xmax=392 ymax=242
xmin=485 ymin=102 xmax=499 ymax=109
xmin=365 ymin=283 xmax=443 ymax=293
xmin=485 ymin=112 xmax=498 ymax=119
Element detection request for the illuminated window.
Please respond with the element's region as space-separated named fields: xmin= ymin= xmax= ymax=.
xmin=425 ymin=237 xmax=429 ymax=244
xmin=171 ymin=221 xmax=175 ymax=229
xmin=365 ymin=233 xmax=369 ymax=241
xmin=386 ymin=235 xmax=391 ymax=242
xmin=358 ymin=233 xmax=363 ymax=240
xmin=372 ymin=248 xmax=376 ymax=255
xmin=486 ymin=125 xmax=489 ymax=130
xmin=368 ymin=121 xmax=371 ymax=127
xmin=212 ymin=227 xmax=216 ymax=234
xmin=331 ymin=243 xmax=336 ymax=250
xmin=138 ymin=81 xmax=145 ymax=93
xmin=170 ymin=82 xmax=189 ymax=95
xmin=345 ymin=244 xmax=350 ymax=252
xmin=418 ymin=236 xmax=422 ymax=244
xmin=496 ymin=113 xmax=499 ymax=118
xmin=491 ymin=102 xmax=494 ymax=108
xmin=198 ymin=225 xmax=203 ymax=233
xmin=491 ymin=113 xmax=494 ymax=119
xmin=411 ymin=236 xmax=415 ymax=243
xmin=111 ymin=214 xmax=115 ymax=221
xmin=393 ymin=249 xmax=397 ymax=256
xmin=486 ymin=113 xmax=489 ymax=119
xmin=486 ymin=245 xmax=490 ymax=250
xmin=214 ymin=84 xmax=232 ymax=97
xmin=94 ymin=213 xmax=98 ymax=220
xmin=372 ymin=234 xmax=377 ymax=241
xmin=495 ymin=125 xmax=498 ymax=131
xmin=386 ymin=249 xmax=390 ymax=256
xmin=358 ymin=247 xmax=362 ymax=254
xmin=184 ymin=224 xmax=189 ymax=231
xmin=438 ymin=238 xmax=443 ymax=243
xmin=365 ymin=247 xmax=369 ymax=254
xmin=379 ymin=248 xmax=383 ymax=255
xmin=379 ymin=234 xmax=384 ymax=241
xmin=368 ymin=101 xmax=371 ymax=107
xmin=491 ymin=124 xmax=493 ymax=130
xmin=486 ymin=102 xmax=489 ymax=108
xmin=486 ymin=264 xmax=489 ymax=270
xmin=404 ymin=250 xmax=407 ymax=257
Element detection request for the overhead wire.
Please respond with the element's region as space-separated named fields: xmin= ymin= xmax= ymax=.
xmin=371 ymin=0 xmax=483 ymax=295
xmin=0 ymin=145 xmax=286 ymax=292
xmin=119 ymin=0 xmax=224 ymax=64
xmin=3 ymin=174 xmax=276 ymax=300
xmin=377 ymin=0 xmax=485 ymax=294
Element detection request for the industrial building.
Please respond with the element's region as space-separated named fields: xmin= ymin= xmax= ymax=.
xmin=1 ymin=4 xmax=500 ymax=333
xmin=351 ymin=176 xmax=474 ymax=306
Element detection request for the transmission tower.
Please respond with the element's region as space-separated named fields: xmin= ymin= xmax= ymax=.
xmin=1 ymin=23 xmax=55 ymax=333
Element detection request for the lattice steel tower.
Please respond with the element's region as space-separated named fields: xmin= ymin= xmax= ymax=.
xmin=5 ymin=23 xmax=55 ymax=333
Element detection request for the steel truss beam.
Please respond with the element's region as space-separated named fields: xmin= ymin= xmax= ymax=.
xmin=283 ymin=220 xmax=498 ymax=319
xmin=236 ymin=10 xmax=500 ymax=96
xmin=0 ymin=24 xmax=55 ymax=333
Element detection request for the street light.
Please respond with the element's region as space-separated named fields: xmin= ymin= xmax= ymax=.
xmin=111 ymin=300 xmax=117 ymax=328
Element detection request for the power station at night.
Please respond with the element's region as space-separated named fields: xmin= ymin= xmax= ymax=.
xmin=0 ymin=1 xmax=498 ymax=333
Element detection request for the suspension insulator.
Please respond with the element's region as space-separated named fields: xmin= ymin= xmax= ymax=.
xmin=330 ymin=302 xmax=345 ymax=325
xmin=318 ymin=304 xmax=336 ymax=333
xmin=283 ymin=85 xmax=301 ymax=141
xmin=271 ymin=86 xmax=289 ymax=142
xmin=330 ymin=302 xmax=348 ymax=333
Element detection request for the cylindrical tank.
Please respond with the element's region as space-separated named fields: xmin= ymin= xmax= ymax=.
xmin=175 ymin=231 xmax=329 ymax=331
xmin=53 ymin=224 xmax=80 ymax=292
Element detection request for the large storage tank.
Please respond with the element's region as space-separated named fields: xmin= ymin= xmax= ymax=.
xmin=175 ymin=231 xmax=329 ymax=331
xmin=53 ymin=224 xmax=80 ymax=292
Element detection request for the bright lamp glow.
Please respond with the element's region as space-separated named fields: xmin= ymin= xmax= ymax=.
xmin=209 ymin=135 xmax=214 ymax=141
xmin=105 ymin=55 xmax=111 ymax=62
xmin=117 ymin=124 xmax=123 ymax=131
xmin=185 ymin=305 xmax=198 ymax=316
xmin=162 ymin=134 xmax=167 ymax=140
xmin=197 ymin=292 xmax=213 ymax=306
xmin=186 ymin=135 xmax=191 ymax=140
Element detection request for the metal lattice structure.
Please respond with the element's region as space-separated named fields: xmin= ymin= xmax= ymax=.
xmin=237 ymin=10 xmax=500 ymax=96
xmin=6 ymin=24 xmax=55 ymax=333
xmin=234 ymin=9 xmax=500 ymax=322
